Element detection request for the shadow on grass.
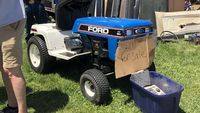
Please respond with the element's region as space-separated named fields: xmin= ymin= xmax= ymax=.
xmin=52 ymin=59 xmax=187 ymax=112
xmin=0 ymin=87 xmax=7 ymax=103
xmin=52 ymin=57 xmax=131 ymax=105
xmin=178 ymin=107 xmax=186 ymax=113
xmin=53 ymin=57 xmax=114 ymax=105
xmin=53 ymin=56 xmax=92 ymax=82
xmin=108 ymin=75 xmax=133 ymax=104
xmin=0 ymin=87 xmax=35 ymax=104
xmin=27 ymin=90 xmax=68 ymax=113
xmin=0 ymin=87 xmax=68 ymax=113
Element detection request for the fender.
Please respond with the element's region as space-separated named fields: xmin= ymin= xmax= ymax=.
xmin=30 ymin=23 xmax=77 ymax=54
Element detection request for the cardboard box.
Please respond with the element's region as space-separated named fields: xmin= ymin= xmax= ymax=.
xmin=115 ymin=35 xmax=155 ymax=78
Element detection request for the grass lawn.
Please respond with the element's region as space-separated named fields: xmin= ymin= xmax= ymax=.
xmin=0 ymin=38 xmax=200 ymax=113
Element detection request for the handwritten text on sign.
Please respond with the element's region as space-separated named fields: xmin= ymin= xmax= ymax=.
xmin=115 ymin=36 xmax=152 ymax=78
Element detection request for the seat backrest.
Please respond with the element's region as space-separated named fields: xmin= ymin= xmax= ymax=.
xmin=55 ymin=0 xmax=93 ymax=30
xmin=55 ymin=0 xmax=141 ymax=30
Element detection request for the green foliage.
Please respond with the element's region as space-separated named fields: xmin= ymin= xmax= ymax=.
xmin=1 ymin=39 xmax=200 ymax=113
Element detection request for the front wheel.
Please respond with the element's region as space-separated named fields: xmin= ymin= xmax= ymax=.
xmin=80 ymin=69 xmax=110 ymax=104
xmin=27 ymin=36 xmax=55 ymax=73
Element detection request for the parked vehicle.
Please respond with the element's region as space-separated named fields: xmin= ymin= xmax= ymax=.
xmin=27 ymin=0 xmax=156 ymax=104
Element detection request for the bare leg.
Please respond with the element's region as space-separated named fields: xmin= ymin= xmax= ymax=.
xmin=1 ymin=69 xmax=18 ymax=107
xmin=3 ymin=67 xmax=27 ymax=113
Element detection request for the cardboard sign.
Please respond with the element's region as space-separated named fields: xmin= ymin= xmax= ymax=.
xmin=115 ymin=36 xmax=155 ymax=79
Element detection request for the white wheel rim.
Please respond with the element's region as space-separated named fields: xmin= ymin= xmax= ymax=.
xmin=29 ymin=44 xmax=41 ymax=68
xmin=84 ymin=80 xmax=95 ymax=97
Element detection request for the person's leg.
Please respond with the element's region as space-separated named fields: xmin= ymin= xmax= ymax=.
xmin=25 ymin=4 xmax=35 ymax=42
xmin=0 ymin=24 xmax=18 ymax=111
xmin=0 ymin=43 xmax=17 ymax=113
xmin=3 ymin=67 xmax=27 ymax=113
xmin=0 ymin=67 xmax=18 ymax=107
xmin=0 ymin=19 xmax=27 ymax=113
xmin=34 ymin=3 xmax=48 ymax=24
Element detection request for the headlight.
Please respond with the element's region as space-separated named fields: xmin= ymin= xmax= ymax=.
xmin=145 ymin=27 xmax=153 ymax=33
xmin=134 ymin=28 xmax=145 ymax=34
xmin=126 ymin=29 xmax=133 ymax=36
xmin=145 ymin=27 xmax=150 ymax=33
xmin=116 ymin=30 xmax=123 ymax=36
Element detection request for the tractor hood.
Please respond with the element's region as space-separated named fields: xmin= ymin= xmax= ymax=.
xmin=73 ymin=17 xmax=152 ymax=31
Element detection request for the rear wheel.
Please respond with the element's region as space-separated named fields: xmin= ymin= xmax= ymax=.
xmin=80 ymin=69 xmax=110 ymax=104
xmin=27 ymin=36 xmax=55 ymax=73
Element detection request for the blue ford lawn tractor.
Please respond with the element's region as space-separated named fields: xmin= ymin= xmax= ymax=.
xmin=27 ymin=0 xmax=156 ymax=104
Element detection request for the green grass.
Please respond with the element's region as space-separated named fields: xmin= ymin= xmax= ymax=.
xmin=1 ymin=39 xmax=200 ymax=113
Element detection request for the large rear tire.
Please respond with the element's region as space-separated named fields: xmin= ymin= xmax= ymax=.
xmin=80 ymin=69 xmax=110 ymax=104
xmin=27 ymin=36 xmax=55 ymax=73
